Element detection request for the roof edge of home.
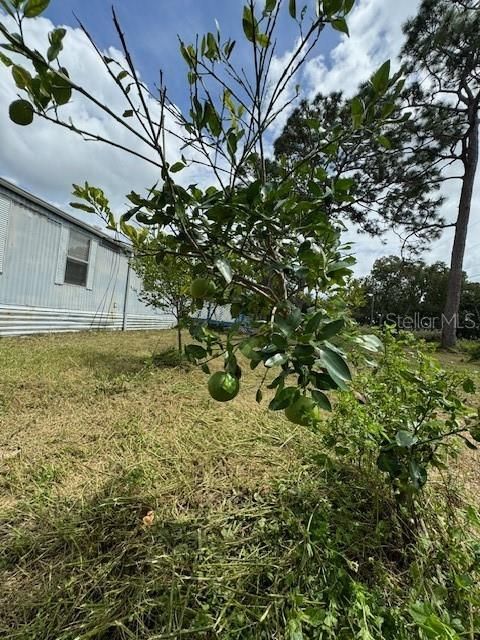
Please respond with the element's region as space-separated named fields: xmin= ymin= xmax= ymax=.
xmin=0 ymin=176 xmax=131 ymax=251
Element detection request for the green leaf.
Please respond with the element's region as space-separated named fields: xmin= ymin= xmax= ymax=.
xmin=201 ymin=363 xmax=210 ymax=375
xmin=11 ymin=65 xmax=32 ymax=90
xmin=47 ymin=27 xmax=66 ymax=61
xmin=305 ymin=311 xmax=323 ymax=334
xmin=70 ymin=202 xmax=96 ymax=213
xmin=265 ymin=353 xmax=288 ymax=368
xmin=269 ymin=387 xmax=298 ymax=411
xmin=331 ymin=18 xmax=349 ymax=35
xmin=354 ymin=334 xmax=383 ymax=353
xmin=227 ymin=131 xmax=238 ymax=157
xmin=324 ymin=0 xmax=343 ymax=14
xmin=275 ymin=317 xmax=294 ymax=337
xmin=344 ymin=0 xmax=355 ymax=13
xmin=287 ymin=617 xmax=303 ymax=640
xmin=377 ymin=449 xmax=401 ymax=478
xmin=264 ymin=0 xmax=277 ymax=14
xmin=350 ymin=96 xmax=364 ymax=129
xmin=377 ymin=135 xmax=392 ymax=149
xmin=311 ymin=390 xmax=332 ymax=411
xmin=462 ymin=378 xmax=476 ymax=394
xmin=318 ymin=346 xmax=351 ymax=385
xmin=9 ymin=99 xmax=34 ymax=126
xmin=51 ymin=72 xmax=72 ymax=105
xmin=205 ymin=102 xmax=222 ymax=137
xmin=371 ymin=60 xmax=391 ymax=94
xmin=256 ymin=32 xmax=270 ymax=48
xmin=242 ymin=5 xmax=255 ymax=42
xmin=470 ymin=427 xmax=480 ymax=443
xmin=0 ymin=52 xmax=13 ymax=68
xmin=214 ymin=257 xmax=233 ymax=284
xmin=170 ymin=162 xmax=186 ymax=173
xmin=24 ymin=0 xmax=50 ymax=18
xmin=288 ymin=0 xmax=296 ymax=19
xmin=381 ymin=101 xmax=396 ymax=118
xmin=317 ymin=318 xmax=345 ymax=341
xmin=185 ymin=344 xmax=207 ymax=361
xmin=239 ymin=338 xmax=260 ymax=359
xmin=395 ymin=430 xmax=417 ymax=448
xmin=409 ymin=460 xmax=427 ymax=489
xmin=180 ymin=42 xmax=196 ymax=68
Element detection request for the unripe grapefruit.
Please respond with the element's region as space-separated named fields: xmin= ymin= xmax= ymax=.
xmin=190 ymin=278 xmax=216 ymax=299
xmin=208 ymin=371 xmax=240 ymax=402
xmin=284 ymin=396 xmax=321 ymax=426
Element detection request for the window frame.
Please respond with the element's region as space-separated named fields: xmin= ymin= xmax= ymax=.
xmin=64 ymin=228 xmax=91 ymax=287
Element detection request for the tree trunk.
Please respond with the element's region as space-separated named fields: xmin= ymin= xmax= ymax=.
xmin=177 ymin=323 xmax=182 ymax=354
xmin=175 ymin=303 xmax=182 ymax=354
xmin=441 ymin=116 xmax=479 ymax=348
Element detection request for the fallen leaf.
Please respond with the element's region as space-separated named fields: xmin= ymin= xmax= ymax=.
xmin=142 ymin=510 xmax=155 ymax=527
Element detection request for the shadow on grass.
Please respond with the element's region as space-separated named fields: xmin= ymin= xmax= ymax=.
xmin=78 ymin=349 xmax=150 ymax=378
xmin=0 ymin=457 xmax=426 ymax=640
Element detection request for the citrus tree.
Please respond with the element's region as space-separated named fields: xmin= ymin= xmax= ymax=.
xmin=0 ymin=0 xmax=401 ymax=425
xmin=131 ymin=234 xmax=195 ymax=354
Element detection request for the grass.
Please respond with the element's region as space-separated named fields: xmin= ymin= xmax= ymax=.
xmin=0 ymin=330 xmax=479 ymax=639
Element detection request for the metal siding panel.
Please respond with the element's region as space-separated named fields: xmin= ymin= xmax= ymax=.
xmin=0 ymin=304 xmax=175 ymax=335
xmin=0 ymin=195 xmax=11 ymax=273
xmin=55 ymin=225 xmax=69 ymax=284
xmin=0 ymin=198 xmax=176 ymax=335
xmin=86 ymin=239 xmax=97 ymax=290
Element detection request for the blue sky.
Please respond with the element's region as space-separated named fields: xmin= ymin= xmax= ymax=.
xmin=43 ymin=1 xmax=340 ymax=110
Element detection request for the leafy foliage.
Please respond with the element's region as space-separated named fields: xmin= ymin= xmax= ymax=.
xmin=132 ymin=235 xmax=194 ymax=352
xmin=353 ymin=256 xmax=480 ymax=339
xmin=273 ymin=88 xmax=448 ymax=242
xmin=324 ymin=330 xmax=480 ymax=499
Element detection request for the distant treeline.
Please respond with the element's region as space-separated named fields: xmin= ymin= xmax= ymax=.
xmin=354 ymin=256 xmax=480 ymax=339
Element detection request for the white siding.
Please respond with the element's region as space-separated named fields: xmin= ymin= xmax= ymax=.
xmin=0 ymin=195 xmax=11 ymax=273
xmin=86 ymin=239 xmax=97 ymax=290
xmin=54 ymin=225 xmax=69 ymax=285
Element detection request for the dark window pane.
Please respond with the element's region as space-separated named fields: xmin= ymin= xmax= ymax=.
xmin=65 ymin=258 xmax=88 ymax=286
xmin=68 ymin=230 xmax=90 ymax=262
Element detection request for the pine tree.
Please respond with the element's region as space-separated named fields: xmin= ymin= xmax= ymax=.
xmin=273 ymin=85 xmax=450 ymax=241
xmin=402 ymin=0 xmax=480 ymax=348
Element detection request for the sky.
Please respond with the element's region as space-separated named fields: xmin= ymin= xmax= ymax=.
xmin=0 ymin=0 xmax=479 ymax=281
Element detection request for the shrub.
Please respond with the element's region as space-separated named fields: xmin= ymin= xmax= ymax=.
xmin=323 ymin=331 xmax=479 ymax=504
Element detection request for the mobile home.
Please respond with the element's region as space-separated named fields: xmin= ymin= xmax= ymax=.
xmin=0 ymin=178 xmax=175 ymax=336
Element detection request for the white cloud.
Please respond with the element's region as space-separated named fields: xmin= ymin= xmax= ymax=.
xmin=304 ymin=0 xmax=420 ymax=98
xmin=0 ymin=2 xmax=478 ymax=282
xmin=0 ymin=14 xmax=210 ymax=223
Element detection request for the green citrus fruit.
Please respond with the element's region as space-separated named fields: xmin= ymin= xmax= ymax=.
xmin=208 ymin=371 xmax=240 ymax=402
xmin=9 ymin=99 xmax=34 ymax=126
xmin=190 ymin=278 xmax=216 ymax=299
xmin=284 ymin=396 xmax=322 ymax=426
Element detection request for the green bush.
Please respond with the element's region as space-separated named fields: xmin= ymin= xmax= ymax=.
xmin=324 ymin=331 xmax=479 ymax=502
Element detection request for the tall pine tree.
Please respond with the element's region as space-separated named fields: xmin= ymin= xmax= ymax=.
xmin=402 ymin=0 xmax=480 ymax=347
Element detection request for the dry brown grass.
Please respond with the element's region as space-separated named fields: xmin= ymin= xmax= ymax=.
xmin=0 ymin=330 xmax=312 ymax=514
xmin=435 ymin=350 xmax=480 ymax=503
xmin=0 ymin=331 xmax=479 ymax=639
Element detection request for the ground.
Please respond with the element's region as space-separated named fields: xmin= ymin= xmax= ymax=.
xmin=0 ymin=330 xmax=308 ymax=509
xmin=0 ymin=330 xmax=479 ymax=639
xmin=435 ymin=350 xmax=480 ymax=501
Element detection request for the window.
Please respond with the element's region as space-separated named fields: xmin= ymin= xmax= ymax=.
xmin=64 ymin=229 xmax=90 ymax=286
